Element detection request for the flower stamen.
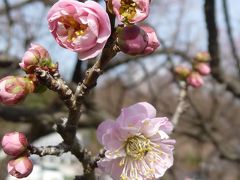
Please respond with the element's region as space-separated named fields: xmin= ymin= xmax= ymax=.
xmin=125 ymin=135 xmax=151 ymax=160
xmin=120 ymin=0 xmax=137 ymax=22
xmin=58 ymin=16 xmax=88 ymax=42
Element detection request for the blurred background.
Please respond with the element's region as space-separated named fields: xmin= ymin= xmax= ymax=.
xmin=0 ymin=0 xmax=240 ymax=179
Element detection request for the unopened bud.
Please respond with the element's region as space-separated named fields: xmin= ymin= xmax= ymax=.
xmin=175 ymin=66 xmax=191 ymax=79
xmin=8 ymin=156 xmax=33 ymax=178
xmin=194 ymin=52 xmax=210 ymax=62
xmin=0 ymin=76 xmax=35 ymax=105
xmin=140 ymin=25 xmax=160 ymax=55
xmin=187 ymin=72 xmax=204 ymax=88
xmin=20 ymin=44 xmax=55 ymax=73
xmin=195 ymin=63 xmax=211 ymax=76
xmin=117 ymin=25 xmax=148 ymax=55
xmin=1 ymin=132 xmax=28 ymax=156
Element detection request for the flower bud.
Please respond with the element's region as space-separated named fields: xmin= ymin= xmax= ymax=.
xmin=194 ymin=52 xmax=210 ymax=62
xmin=0 ymin=76 xmax=35 ymax=105
xmin=20 ymin=44 xmax=54 ymax=73
xmin=1 ymin=132 xmax=28 ymax=156
xmin=195 ymin=63 xmax=211 ymax=76
xmin=8 ymin=156 xmax=33 ymax=179
xmin=187 ymin=72 xmax=204 ymax=88
xmin=140 ymin=25 xmax=160 ymax=55
xmin=117 ymin=25 xmax=148 ymax=55
xmin=175 ymin=66 xmax=191 ymax=79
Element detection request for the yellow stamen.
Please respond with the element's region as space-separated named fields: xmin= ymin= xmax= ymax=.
xmin=125 ymin=135 xmax=151 ymax=160
xmin=59 ymin=16 xmax=88 ymax=42
xmin=120 ymin=0 xmax=137 ymax=22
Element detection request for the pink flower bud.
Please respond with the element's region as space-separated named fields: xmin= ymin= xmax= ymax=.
xmin=194 ymin=52 xmax=210 ymax=62
xmin=187 ymin=72 xmax=204 ymax=88
xmin=0 ymin=76 xmax=35 ymax=105
xmin=20 ymin=44 xmax=52 ymax=73
xmin=195 ymin=63 xmax=211 ymax=76
xmin=1 ymin=132 xmax=28 ymax=156
xmin=112 ymin=0 xmax=150 ymax=23
xmin=117 ymin=25 xmax=148 ymax=55
xmin=8 ymin=156 xmax=33 ymax=179
xmin=140 ymin=25 xmax=160 ymax=55
xmin=175 ymin=66 xmax=191 ymax=79
xmin=47 ymin=0 xmax=111 ymax=60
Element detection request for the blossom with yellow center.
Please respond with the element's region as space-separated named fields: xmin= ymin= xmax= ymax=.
xmin=97 ymin=102 xmax=175 ymax=180
xmin=58 ymin=16 xmax=88 ymax=42
xmin=48 ymin=0 xmax=111 ymax=60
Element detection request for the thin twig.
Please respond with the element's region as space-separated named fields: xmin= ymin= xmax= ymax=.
xmin=28 ymin=143 xmax=69 ymax=157
xmin=172 ymin=82 xmax=188 ymax=127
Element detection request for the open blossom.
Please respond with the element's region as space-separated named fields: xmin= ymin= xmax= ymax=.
xmin=8 ymin=156 xmax=33 ymax=179
xmin=0 ymin=76 xmax=35 ymax=105
xmin=47 ymin=0 xmax=111 ymax=60
xmin=117 ymin=25 xmax=148 ymax=55
xmin=1 ymin=132 xmax=28 ymax=157
xmin=140 ymin=25 xmax=160 ymax=55
xmin=97 ymin=102 xmax=175 ymax=180
xmin=187 ymin=72 xmax=204 ymax=88
xmin=20 ymin=44 xmax=55 ymax=73
xmin=112 ymin=0 xmax=150 ymax=23
xmin=195 ymin=63 xmax=211 ymax=76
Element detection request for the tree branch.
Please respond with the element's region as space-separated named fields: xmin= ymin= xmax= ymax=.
xmin=204 ymin=0 xmax=240 ymax=98
xmin=222 ymin=0 xmax=240 ymax=77
xmin=171 ymin=82 xmax=188 ymax=127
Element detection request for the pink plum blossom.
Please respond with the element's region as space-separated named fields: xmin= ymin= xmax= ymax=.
xmin=19 ymin=44 xmax=54 ymax=73
xmin=0 ymin=76 xmax=35 ymax=105
xmin=195 ymin=63 xmax=211 ymax=76
xmin=97 ymin=102 xmax=175 ymax=180
xmin=112 ymin=0 xmax=150 ymax=23
xmin=47 ymin=0 xmax=111 ymax=60
xmin=140 ymin=25 xmax=160 ymax=55
xmin=187 ymin=72 xmax=204 ymax=88
xmin=117 ymin=25 xmax=148 ymax=55
xmin=1 ymin=132 xmax=28 ymax=157
xmin=8 ymin=156 xmax=33 ymax=179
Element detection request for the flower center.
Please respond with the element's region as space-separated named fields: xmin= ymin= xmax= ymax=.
xmin=125 ymin=135 xmax=151 ymax=160
xmin=59 ymin=16 xmax=88 ymax=42
xmin=119 ymin=0 xmax=137 ymax=22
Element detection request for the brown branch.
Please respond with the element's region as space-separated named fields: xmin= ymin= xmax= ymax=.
xmin=222 ymin=0 xmax=240 ymax=77
xmin=35 ymin=68 xmax=76 ymax=110
xmin=105 ymin=48 xmax=191 ymax=72
xmin=204 ymin=0 xmax=240 ymax=98
xmin=28 ymin=143 xmax=69 ymax=157
xmin=0 ymin=0 xmax=40 ymax=15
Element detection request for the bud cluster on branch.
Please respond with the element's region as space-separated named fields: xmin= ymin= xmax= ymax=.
xmin=175 ymin=52 xmax=211 ymax=88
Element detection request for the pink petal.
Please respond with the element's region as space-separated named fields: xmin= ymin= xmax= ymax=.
xmin=96 ymin=120 xmax=115 ymax=145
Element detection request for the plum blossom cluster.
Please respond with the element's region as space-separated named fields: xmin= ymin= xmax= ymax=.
xmin=175 ymin=52 xmax=211 ymax=88
xmin=113 ymin=0 xmax=160 ymax=56
xmin=1 ymin=132 xmax=33 ymax=178
xmin=1 ymin=0 xmax=172 ymax=179
xmin=47 ymin=0 xmax=159 ymax=59
xmin=97 ymin=102 xmax=175 ymax=180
